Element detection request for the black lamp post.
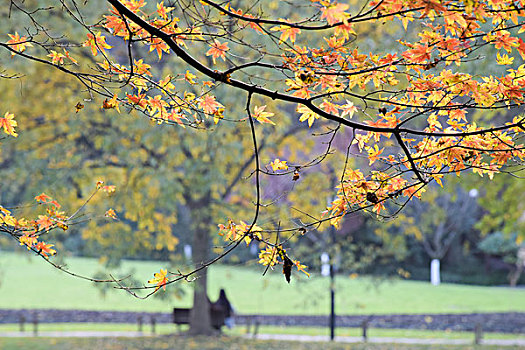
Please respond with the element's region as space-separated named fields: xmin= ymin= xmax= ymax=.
xmin=329 ymin=225 xmax=336 ymax=341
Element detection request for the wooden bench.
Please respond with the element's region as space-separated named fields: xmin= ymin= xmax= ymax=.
xmin=173 ymin=307 xmax=227 ymax=329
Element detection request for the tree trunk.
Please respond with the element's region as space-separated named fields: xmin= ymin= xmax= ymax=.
xmin=509 ymin=264 xmax=523 ymax=288
xmin=188 ymin=194 xmax=214 ymax=335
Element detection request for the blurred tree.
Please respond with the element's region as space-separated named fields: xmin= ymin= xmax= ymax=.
xmin=381 ymin=185 xmax=482 ymax=284
xmin=0 ymin=61 xmax=317 ymax=333
xmin=478 ymin=232 xmax=525 ymax=287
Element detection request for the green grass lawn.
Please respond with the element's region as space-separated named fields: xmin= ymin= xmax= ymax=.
xmin=1 ymin=250 xmax=525 ymax=315
xmin=0 ymin=336 xmax=523 ymax=350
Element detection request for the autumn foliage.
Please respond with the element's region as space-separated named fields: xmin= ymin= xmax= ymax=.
xmin=1 ymin=0 xmax=525 ymax=293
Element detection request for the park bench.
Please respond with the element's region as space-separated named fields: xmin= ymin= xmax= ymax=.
xmin=173 ymin=307 xmax=227 ymax=329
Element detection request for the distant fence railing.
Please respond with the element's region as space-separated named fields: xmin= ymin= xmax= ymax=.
xmin=235 ymin=313 xmax=525 ymax=333
xmin=1 ymin=309 xmax=524 ymax=335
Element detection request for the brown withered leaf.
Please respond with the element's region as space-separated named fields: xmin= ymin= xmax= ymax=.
xmin=283 ymin=255 xmax=293 ymax=283
xmin=75 ymin=102 xmax=84 ymax=113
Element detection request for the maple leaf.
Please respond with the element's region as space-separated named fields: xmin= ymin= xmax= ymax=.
xmin=19 ymin=234 xmax=38 ymax=249
xmin=367 ymin=144 xmax=384 ymax=165
xmin=258 ymin=246 xmax=278 ymax=267
xmin=496 ymin=52 xmax=514 ymax=65
xmin=252 ymin=105 xmax=276 ymax=125
xmin=102 ymin=94 xmax=120 ymax=113
xmin=269 ymin=158 xmax=288 ymax=171
xmin=218 ymin=220 xmax=238 ymax=241
xmin=36 ymin=215 xmax=54 ymax=231
xmin=36 ymin=241 xmax=56 ymax=258
xmin=35 ymin=193 xmax=51 ymax=203
xmin=493 ymin=31 xmax=519 ymax=53
xmin=340 ymin=100 xmax=358 ymax=118
xmin=148 ymin=268 xmax=169 ymax=291
xmin=148 ymin=37 xmax=169 ymax=60
xmin=133 ymin=59 xmax=152 ymax=76
xmin=126 ymin=93 xmax=147 ymax=108
xmin=185 ymin=70 xmax=197 ymax=84
xmin=6 ymin=32 xmax=33 ymax=56
xmin=166 ymin=111 xmax=187 ymax=127
xmin=105 ymin=208 xmax=118 ymax=220
xmin=294 ymin=259 xmax=310 ymax=277
xmin=83 ymin=32 xmax=112 ymax=56
xmin=320 ymin=3 xmax=349 ymax=25
xmin=47 ymin=50 xmax=66 ymax=65
xmin=55 ymin=221 xmax=68 ymax=231
xmin=49 ymin=199 xmax=61 ymax=208
xmin=517 ymin=38 xmax=525 ymax=60
xmin=242 ymin=224 xmax=263 ymax=246
xmin=402 ymin=44 xmax=432 ymax=63
xmin=271 ymin=23 xmax=301 ymax=43
xmin=0 ymin=209 xmax=16 ymax=227
xmin=158 ymin=75 xmax=175 ymax=93
xmin=198 ymin=95 xmax=224 ymax=115
xmin=240 ymin=13 xmax=264 ymax=33
xmin=320 ymin=99 xmax=339 ymax=115
xmin=157 ymin=1 xmax=173 ymax=19
xmin=63 ymin=49 xmax=78 ymax=65
xmin=297 ymin=105 xmax=319 ymax=127
xmin=205 ymin=40 xmax=229 ymax=64
xmin=0 ymin=112 xmax=18 ymax=137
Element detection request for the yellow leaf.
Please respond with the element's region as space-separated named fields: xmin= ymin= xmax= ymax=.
xmin=269 ymin=158 xmax=288 ymax=171
xmin=0 ymin=112 xmax=18 ymax=137
xmin=252 ymin=105 xmax=275 ymax=125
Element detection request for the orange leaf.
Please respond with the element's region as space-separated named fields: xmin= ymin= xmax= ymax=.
xmin=148 ymin=269 xmax=169 ymax=291
xmin=102 ymin=94 xmax=120 ymax=113
xmin=6 ymin=32 xmax=33 ymax=56
xmin=105 ymin=208 xmax=118 ymax=220
xmin=205 ymin=40 xmax=229 ymax=64
xmin=47 ymin=50 xmax=66 ymax=65
xmin=35 ymin=193 xmax=51 ymax=203
xmin=83 ymin=32 xmax=112 ymax=56
xmin=36 ymin=241 xmax=56 ymax=258
xmin=36 ymin=215 xmax=54 ymax=231
xmin=198 ymin=95 xmax=224 ymax=115
xmin=271 ymin=24 xmax=301 ymax=43
xmin=321 ymin=3 xmax=349 ymax=25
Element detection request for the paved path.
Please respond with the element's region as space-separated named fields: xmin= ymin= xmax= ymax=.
xmin=1 ymin=331 xmax=525 ymax=347
xmin=252 ymin=333 xmax=525 ymax=346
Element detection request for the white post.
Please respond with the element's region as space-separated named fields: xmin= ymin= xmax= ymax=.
xmin=184 ymin=244 xmax=192 ymax=260
xmin=321 ymin=252 xmax=330 ymax=277
xmin=431 ymin=259 xmax=440 ymax=285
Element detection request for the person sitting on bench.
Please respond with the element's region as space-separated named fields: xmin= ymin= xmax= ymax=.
xmin=211 ymin=289 xmax=234 ymax=329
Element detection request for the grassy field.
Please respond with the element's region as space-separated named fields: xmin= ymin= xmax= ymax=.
xmin=2 ymin=250 xmax=525 ymax=315
xmin=0 ymin=336 xmax=523 ymax=350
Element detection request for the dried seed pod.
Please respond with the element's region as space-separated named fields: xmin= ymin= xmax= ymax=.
xmin=283 ymin=255 xmax=293 ymax=283
xmin=366 ymin=192 xmax=379 ymax=204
